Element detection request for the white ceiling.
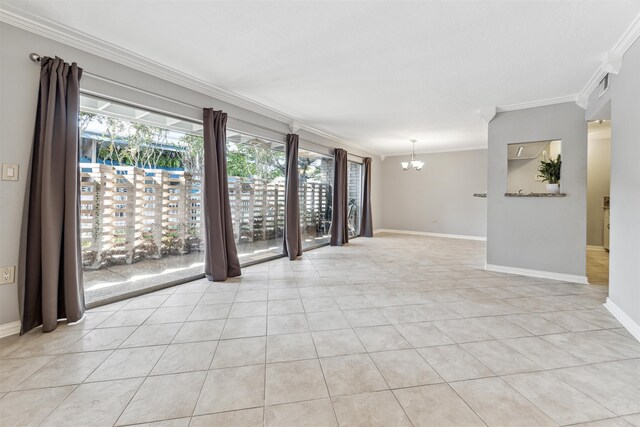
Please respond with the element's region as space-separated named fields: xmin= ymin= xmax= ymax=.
xmin=4 ymin=1 xmax=640 ymax=155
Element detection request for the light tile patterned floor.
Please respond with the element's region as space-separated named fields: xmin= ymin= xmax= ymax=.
xmin=1 ymin=234 xmax=639 ymax=427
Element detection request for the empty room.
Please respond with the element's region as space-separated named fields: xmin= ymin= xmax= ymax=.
xmin=1 ymin=1 xmax=640 ymax=426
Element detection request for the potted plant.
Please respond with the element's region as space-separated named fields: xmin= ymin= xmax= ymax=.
xmin=538 ymin=154 xmax=562 ymax=193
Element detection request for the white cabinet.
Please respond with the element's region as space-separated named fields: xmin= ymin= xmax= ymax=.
xmin=603 ymin=208 xmax=610 ymax=251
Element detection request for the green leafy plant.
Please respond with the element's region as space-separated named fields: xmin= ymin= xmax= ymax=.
xmin=538 ymin=154 xmax=561 ymax=184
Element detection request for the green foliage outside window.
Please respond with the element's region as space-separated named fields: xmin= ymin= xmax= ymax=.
xmin=81 ymin=112 xmax=326 ymax=180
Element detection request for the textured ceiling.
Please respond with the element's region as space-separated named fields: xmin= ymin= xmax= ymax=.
xmin=4 ymin=1 xmax=639 ymax=155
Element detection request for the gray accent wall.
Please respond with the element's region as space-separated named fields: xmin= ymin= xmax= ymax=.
xmin=0 ymin=22 xmax=383 ymax=327
xmin=487 ymin=102 xmax=587 ymax=277
xmin=590 ymin=38 xmax=640 ymax=329
xmin=381 ymin=149 xmax=487 ymax=238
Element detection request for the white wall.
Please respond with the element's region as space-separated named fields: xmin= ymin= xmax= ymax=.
xmin=586 ymin=137 xmax=611 ymax=247
xmin=487 ymin=102 xmax=587 ymax=278
xmin=0 ymin=22 xmax=383 ymax=327
xmin=380 ymin=149 xmax=487 ymax=238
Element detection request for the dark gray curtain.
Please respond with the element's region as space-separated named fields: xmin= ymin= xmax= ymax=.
xmin=19 ymin=57 xmax=85 ymax=334
xmin=330 ymin=148 xmax=349 ymax=246
xmin=361 ymin=157 xmax=374 ymax=237
xmin=203 ymin=108 xmax=241 ymax=281
xmin=283 ymin=134 xmax=302 ymax=260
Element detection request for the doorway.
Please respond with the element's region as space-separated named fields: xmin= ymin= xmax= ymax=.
xmin=586 ymin=119 xmax=611 ymax=285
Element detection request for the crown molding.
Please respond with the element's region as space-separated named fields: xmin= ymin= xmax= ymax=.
xmin=0 ymin=5 xmax=381 ymax=157
xmin=575 ymin=92 xmax=589 ymax=109
xmin=479 ymin=107 xmax=497 ymax=124
xmin=289 ymin=120 xmax=302 ymax=134
xmin=496 ymin=94 xmax=579 ymax=113
xmin=384 ymin=144 xmax=487 ymax=158
xmin=610 ymin=13 xmax=640 ymax=59
xmin=496 ymin=13 xmax=640 ymax=114
xmin=578 ymin=13 xmax=640 ymax=103
xmin=296 ymin=126 xmax=376 ymax=157
xmin=579 ymin=54 xmax=621 ymax=106
xmin=5 ymin=4 xmax=639 ymax=156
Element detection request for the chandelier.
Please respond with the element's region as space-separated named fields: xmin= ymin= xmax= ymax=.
xmin=401 ymin=139 xmax=424 ymax=171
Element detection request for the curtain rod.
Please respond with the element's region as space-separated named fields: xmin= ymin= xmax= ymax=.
xmin=28 ymin=53 xmax=367 ymax=160
xmin=29 ymin=53 xmax=275 ymax=134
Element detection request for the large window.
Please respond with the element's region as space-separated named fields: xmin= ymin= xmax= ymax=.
xmin=79 ymin=95 xmax=342 ymax=304
xmin=79 ymin=95 xmax=205 ymax=305
xmin=226 ymin=132 xmax=286 ymax=263
xmin=347 ymin=160 xmax=363 ymax=237
xmin=299 ymin=149 xmax=334 ymax=249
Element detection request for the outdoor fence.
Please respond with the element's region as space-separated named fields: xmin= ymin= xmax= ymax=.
xmin=80 ymin=164 xmax=332 ymax=270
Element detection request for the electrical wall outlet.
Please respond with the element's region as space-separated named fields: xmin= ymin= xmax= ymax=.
xmin=0 ymin=266 xmax=15 ymax=284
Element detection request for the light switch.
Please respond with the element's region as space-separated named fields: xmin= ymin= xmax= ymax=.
xmin=2 ymin=164 xmax=19 ymax=181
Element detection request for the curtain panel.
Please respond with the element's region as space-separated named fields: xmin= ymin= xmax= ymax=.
xmin=283 ymin=134 xmax=303 ymax=260
xmin=330 ymin=148 xmax=349 ymax=246
xmin=360 ymin=157 xmax=374 ymax=237
xmin=19 ymin=57 xmax=85 ymax=334
xmin=202 ymin=108 xmax=241 ymax=281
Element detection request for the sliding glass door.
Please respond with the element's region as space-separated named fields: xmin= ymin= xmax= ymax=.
xmin=79 ymin=95 xmax=205 ymax=305
xmin=347 ymin=160 xmax=363 ymax=237
xmin=299 ymin=149 xmax=334 ymax=249
xmin=226 ymin=131 xmax=286 ymax=264
xmin=79 ymin=95 xmax=344 ymax=304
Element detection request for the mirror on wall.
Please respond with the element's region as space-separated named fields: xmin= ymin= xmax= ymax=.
xmin=507 ymin=140 xmax=562 ymax=194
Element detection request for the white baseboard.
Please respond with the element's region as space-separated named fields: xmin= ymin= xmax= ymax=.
xmin=375 ymin=229 xmax=486 ymax=242
xmin=604 ymin=298 xmax=640 ymax=342
xmin=587 ymin=245 xmax=607 ymax=252
xmin=485 ymin=263 xmax=589 ymax=284
xmin=0 ymin=320 xmax=21 ymax=338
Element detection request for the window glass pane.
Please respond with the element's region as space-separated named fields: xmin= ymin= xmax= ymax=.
xmin=226 ymin=131 xmax=286 ymax=263
xmin=79 ymin=95 xmax=205 ymax=305
xmin=347 ymin=161 xmax=363 ymax=237
xmin=299 ymin=149 xmax=334 ymax=249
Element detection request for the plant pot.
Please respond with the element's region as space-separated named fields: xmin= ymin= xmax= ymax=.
xmin=546 ymin=183 xmax=560 ymax=194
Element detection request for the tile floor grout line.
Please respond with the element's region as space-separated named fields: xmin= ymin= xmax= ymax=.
xmin=20 ymin=383 xmax=82 ymax=427
xmin=441 ymin=381 xmax=491 ymax=427
xmin=190 ymin=286 xmax=239 ymax=421
xmin=292 ymin=279 xmax=341 ymax=427
xmin=3 ymin=237 xmax=637 ymax=426
xmin=262 ymin=287 xmax=270 ymax=424
xmin=497 ymin=373 xmax=620 ymax=426
xmin=110 ymin=288 xmax=209 ymax=424
xmin=111 ymin=343 xmax=173 ymax=425
xmin=8 ymin=327 xmax=128 ymax=393
xmin=542 ymin=358 xmax=640 ymax=418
